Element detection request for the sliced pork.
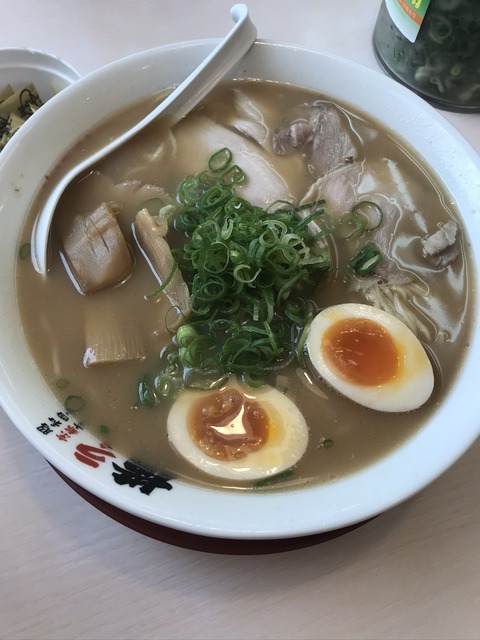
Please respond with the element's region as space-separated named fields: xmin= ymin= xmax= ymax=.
xmin=172 ymin=114 xmax=304 ymax=207
xmin=228 ymin=88 xmax=269 ymax=148
xmin=301 ymin=162 xmax=362 ymax=217
xmin=422 ymin=220 xmax=460 ymax=268
xmin=273 ymin=101 xmax=358 ymax=177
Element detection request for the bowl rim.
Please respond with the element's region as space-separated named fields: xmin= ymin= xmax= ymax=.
xmin=1 ymin=38 xmax=479 ymax=540
xmin=0 ymin=45 xmax=80 ymax=82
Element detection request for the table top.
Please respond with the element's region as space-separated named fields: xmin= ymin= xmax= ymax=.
xmin=1 ymin=2 xmax=479 ymax=639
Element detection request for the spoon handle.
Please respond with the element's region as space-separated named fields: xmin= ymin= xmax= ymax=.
xmin=157 ymin=4 xmax=257 ymax=125
xmin=31 ymin=4 xmax=257 ymax=275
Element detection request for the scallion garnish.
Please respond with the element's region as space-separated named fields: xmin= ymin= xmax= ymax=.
xmin=145 ymin=260 xmax=179 ymax=301
xmin=220 ymin=164 xmax=245 ymax=186
xmin=348 ymin=242 xmax=383 ymax=276
xmin=337 ymin=201 xmax=384 ymax=240
xmin=351 ymin=201 xmax=383 ymax=231
xmin=254 ymin=468 xmax=295 ymax=488
xmin=138 ymin=149 xmax=331 ymax=405
xmin=208 ymin=147 xmax=233 ymax=173
xmin=319 ymin=437 xmax=334 ymax=448
xmin=64 ymin=395 xmax=85 ymax=413
xmin=19 ymin=243 xmax=31 ymax=260
xmin=138 ymin=377 xmax=156 ymax=407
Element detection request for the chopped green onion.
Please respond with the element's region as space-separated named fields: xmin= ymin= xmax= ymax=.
xmin=293 ymin=206 xmax=326 ymax=232
xmin=145 ymin=261 xmax=179 ymax=301
xmin=337 ymin=211 xmax=366 ymax=240
xmin=199 ymin=185 xmax=232 ymax=209
xmin=19 ymin=243 xmax=31 ymax=260
xmin=208 ymin=147 xmax=233 ymax=173
xmin=177 ymin=178 xmax=205 ymax=207
xmin=351 ymin=200 xmax=383 ymax=231
xmin=220 ymin=164 xmax=246 ymax=186
xmin=138 ymin=149 xmax=331 ymax=405
xmin=337 ymin=201 xmax=384 ymax=241
xmin=254 ymin=468 xmax=295 ymax=488
xmin=348 ymin=242 xmax=383 ymax=276
xmin=138 ymin=377 xmax=156 ymax=407
xmin=175 ymin=324 xmax=199 ymax=347
xmin=319 ymin=437 xmax=334 ymax=448
xmin=64 ymin=395 xmax=85 ymax=413
xmin=164 ymin=305 xmax=185 ymax=334
xmin=295 ymin=304 xmax=315 ymax=367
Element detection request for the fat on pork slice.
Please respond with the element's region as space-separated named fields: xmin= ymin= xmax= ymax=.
xmin=227 ymin=88 xmax=269 ymax=148
xmin=172 ymin=114 xmax=304 ymax=207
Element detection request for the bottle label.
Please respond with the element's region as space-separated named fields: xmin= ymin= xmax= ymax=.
xmin=384 ymin=0 xmax=431 ymax=43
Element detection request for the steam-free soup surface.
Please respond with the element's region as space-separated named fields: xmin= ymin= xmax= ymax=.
xmin=16 ymin=80 xmax=473 ymax=491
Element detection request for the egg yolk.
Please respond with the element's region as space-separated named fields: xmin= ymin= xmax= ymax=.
xmin=187 ymin=389 xmax=270 ymax=461
xmin=321 ymin=317 xmax=400 ymax=386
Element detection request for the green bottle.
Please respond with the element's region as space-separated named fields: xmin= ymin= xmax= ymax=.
xmin=373 ymin=0 xmax=480 ymax=112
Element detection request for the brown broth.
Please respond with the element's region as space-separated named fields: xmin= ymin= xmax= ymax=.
xmin=15 ymin=80 xmax=474 ymax=491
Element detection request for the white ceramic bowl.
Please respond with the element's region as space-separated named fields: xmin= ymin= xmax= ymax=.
xmin=0 ymin=48 xmax=80 ymax=147
xmin=1 ymin=40 xmax=479 ymax=541
xmin=0 ymin=47 xmax=80 ymax=93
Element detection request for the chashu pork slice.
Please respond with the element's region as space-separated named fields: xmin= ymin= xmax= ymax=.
xmin=273 ymin=101 xmax=358 ymax=178
xmin=134 ymin=208 xmax=190 ymax=316
xmin=60 ymin=202 xmax=133 ymax=294
xmin=301 ymin=162 xmax=362 ymax=219
xmin=421 ymin=220 xmax=460 ymax=269
xmin=311 ymin=102 xmax=358 ymax=177
xmin=172 ymin=115 xmax=304 ymax=207
xmin=227 ymin=88 xmax=269 ymax=148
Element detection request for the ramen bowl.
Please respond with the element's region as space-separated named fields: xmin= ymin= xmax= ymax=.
xmin=0 ymin=39 xmax=479 ymax=544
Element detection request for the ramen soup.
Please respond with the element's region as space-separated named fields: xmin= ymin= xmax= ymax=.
xmin=16 ymin=80 xmax=474 ymax=491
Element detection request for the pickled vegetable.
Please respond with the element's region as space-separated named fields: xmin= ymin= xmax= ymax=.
xmin=373 ymin=0 xmax=480 ymax=112
xmin=0 ymin=82 xmax=44 ymax=150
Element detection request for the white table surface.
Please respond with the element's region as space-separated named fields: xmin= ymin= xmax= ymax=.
xmin=1 ymin=2 xmax=479 ymax=639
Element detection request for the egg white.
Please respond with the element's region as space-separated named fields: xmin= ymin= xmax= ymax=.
xmin=167 ymin=381 xmax=309 ymax=481
xmin=306 ymin=303 xmax=435 ymax=413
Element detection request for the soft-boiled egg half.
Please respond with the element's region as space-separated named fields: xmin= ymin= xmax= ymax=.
xmin=306 ymin=303 xmax=434 ymax=412
xmin=167 ymin=380 xmax=309 ymax=481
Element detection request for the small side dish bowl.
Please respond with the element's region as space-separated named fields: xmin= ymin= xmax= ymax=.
xmin=0 ymin=47 xmax=80 ymax=152
xmin=0 ymin=40 xmax=479 ymax=542
xmin=0 ymin=47 xmax=80 ymax=96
